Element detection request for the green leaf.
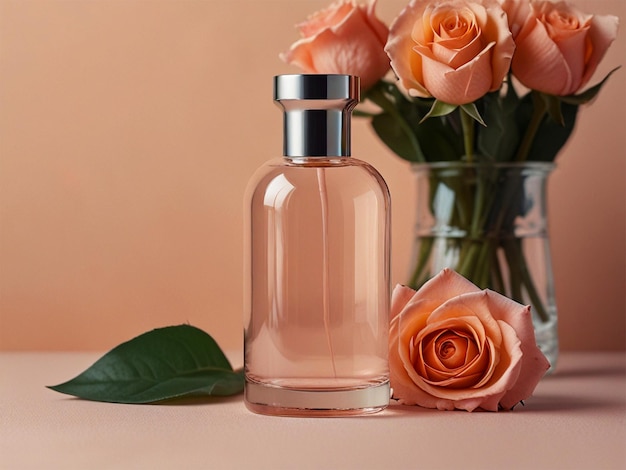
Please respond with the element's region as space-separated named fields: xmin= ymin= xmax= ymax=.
xmin=477 ymin=90 xmax=520 ymax=161
xmin=559 ymin=66 xmax=621 ymax=105
xmin=421 ymin=100 xmax=457 ymax=122
xmin=47 ymin=325 xmax=244 ymax=404
xmin=371 ymin=112 xmax=425 ymax=161
xmin=540 ymin=92 xmax=565 ymax=126
xmin=515 ymin=92 xmax=578 ymax=161
xmin=365 ymin=81 xmax=462 ymax=162
xmin=460 ymin=103 xmax=486 ymax=127
xmin=366 ymin=82 xmax=426 ymax=162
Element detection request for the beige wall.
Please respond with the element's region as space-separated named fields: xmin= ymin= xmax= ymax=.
xmin=1 ymin=0 xmax=624 ymax=351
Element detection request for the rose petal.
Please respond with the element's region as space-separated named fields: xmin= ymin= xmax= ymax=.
xmin=428 ymin=291 xmax=503 ymax=349
xmin=431 ymin=32 xmax=485 ymax=69
xmin=365 ymin=0 xmax=390 ymax=45
xmin=385 ymin=0 xmax=430 ymax=97
xmin=410 ymin=313 xmax=492 ymax=389
xmin=580 ymin=13 xmax=620 ymax=90
xmin=396 ymin=300 xmax=439 ymax=382
xmin=390 ymin=284 xmax=418 ymax=320
xmin=552 ymin=24 xmax=590 ymax=93
xmin=280 ymin=0 xmax=390 ymax=91
xmin=297 ymin=1 xmax=354 ymax=37
xmin=481 ymin=1 xmax=515 ymax=90
xmin=512 ymin=17 xmax=575 ymax=94
xmin=432 ymin=319 xmax=523 ymax=411
xmin=389 ymin=302 xmax=444 ymax=408
xmin=501 ymin=0 xmax=530 ymax=38
xmin=493 ymin=299 xmax=551 ymax=409
xmin=411 ymin=268 xmax=481 ymax=306
xmin=434 ymin=331 xmax=470 ymax=369
xmin=307 ymin=26 xmax=389 ymax=90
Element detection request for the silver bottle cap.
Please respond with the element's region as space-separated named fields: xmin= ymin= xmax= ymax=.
xmin=274 ymin=74 xmax=360 ymax=157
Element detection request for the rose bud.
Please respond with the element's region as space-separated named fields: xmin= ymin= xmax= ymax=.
xmin=280 ymin=0 xmax=390 ymax=91
xmin=385 ymin=0 xmax=515 ymax=104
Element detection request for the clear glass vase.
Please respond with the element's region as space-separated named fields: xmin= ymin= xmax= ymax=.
xmin=408 ymin=162 xmax=558 ymax=368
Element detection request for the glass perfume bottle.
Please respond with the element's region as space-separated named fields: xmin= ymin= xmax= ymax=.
xmin=244 ymin=74 xmax=391 ymax=416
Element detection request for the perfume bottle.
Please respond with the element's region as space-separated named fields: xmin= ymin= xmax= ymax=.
xmin=244 ymin=74 xmax=391 ymax=416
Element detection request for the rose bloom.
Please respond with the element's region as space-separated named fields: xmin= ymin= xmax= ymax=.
xmin=389 ymin=269 xmax=550 ymax=411
xmin=502 ymin=0 xmax=619 ymax=96
xmin=280 ymin=0 xmax=390 ymax=91
xmin=385 ymin=0 xmax=515 ymax=105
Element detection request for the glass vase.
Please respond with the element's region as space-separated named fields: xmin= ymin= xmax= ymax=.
xmin=408 ymin=162 xmax=558 ymax=368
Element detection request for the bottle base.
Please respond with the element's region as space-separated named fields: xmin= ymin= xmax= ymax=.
xmin=244 ymin=380 xmax=390 ymax=417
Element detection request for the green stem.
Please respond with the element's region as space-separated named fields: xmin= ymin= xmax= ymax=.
xmin=470 ymin=171 xmax=487 ymax=236
xmin=457 ymin=240 xmax=481 ymax=279
xmin=408 ymin=236 xmax=434 ymax=289
xmin=515 ymin=91 xmax=548 ymax=162
xmin=503 ymin=238 xmax=550 ymax=323
xmin=471 ymin=239 xmax=492 ymax=289
xmin=460 ymin=108 xmax=475 ymax=162
xmin=503 ymin=238 xmax=524 ymax=301
xmin=490 ymin=245 xmax=505 ymax=293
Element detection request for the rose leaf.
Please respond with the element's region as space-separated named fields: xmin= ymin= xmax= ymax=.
xmin=477 ymin=90 xmax=520 ymax=161
xmin=515 ymin=92 xmax=578 ymax=161
xmin=47 ymin=325 xmax=244 ymax=403
xmin=421 ymin=99 xmax=458 ymax=122
xmin=560 ymin=66 xmax=621 ymax=105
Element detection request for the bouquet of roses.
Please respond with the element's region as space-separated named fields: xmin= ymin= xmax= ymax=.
xmin=281 ymin=1 xmax=619 ymax=328
xmin=281 ymin=0 xmax=618 ymax=163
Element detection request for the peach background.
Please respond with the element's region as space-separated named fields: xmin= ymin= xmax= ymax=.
xmin=0 ymin=0 xmax=624 ymax=352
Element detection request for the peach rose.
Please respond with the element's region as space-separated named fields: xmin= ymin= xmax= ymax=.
xmin=502 ymin=0 xmax=619 ymax=96
xmin=385 ymin=0 xmax=515 ymax=105
xmin=280 ymin=0 xmax=390 ymax=91
xmin=389 ymin=269 xmax=550 ymax=411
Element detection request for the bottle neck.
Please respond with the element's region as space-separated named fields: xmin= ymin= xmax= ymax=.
xmin=282 ymin=108 xmax=352 ymax=157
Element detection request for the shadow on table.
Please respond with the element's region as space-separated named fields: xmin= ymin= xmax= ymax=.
xmin=524 ymin=392 xmax=626 ymax=412
xmin=153 ymin=394 xmax=244 ymax=406
xmin=546 ymin=352 xmax=626 ymax=379
xmin=547 ymin=364 xmax=625 ymax=379
xmin=377 ymin=397 xmax=623 ymax=416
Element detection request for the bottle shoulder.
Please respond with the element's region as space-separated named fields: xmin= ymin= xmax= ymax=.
xmin=249 ymin=157 xmax=386 ymax=177
xmin=245 ymin=157 xmax=390 ymax=206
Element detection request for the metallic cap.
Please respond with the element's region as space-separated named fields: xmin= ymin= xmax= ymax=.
xmin=274 ymin=74 xmax=360 ymax=157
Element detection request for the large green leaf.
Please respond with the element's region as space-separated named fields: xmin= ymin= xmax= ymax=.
xmin=477 ymin=89 xmax=521 ymax=161
xmin=365 ymin=81 xmax=460 ymax=162
xmin=515 ymin=93 xmax=579 ymax=161
xmin=371 ymin=112 xmax=460 ymax=163
xmin=47 ymin=325 xmax=244 ymax=404
xmin=413 ymin=116 xmax=461 ymax=162
xmin=366 ymin=82 xmax=426 ymax=162
xmin=371 ymin=111 xmax=425 ymax=161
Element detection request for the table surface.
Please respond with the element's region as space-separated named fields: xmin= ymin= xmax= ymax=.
xmin=1 ymin=351 xmax=625 ymax=470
